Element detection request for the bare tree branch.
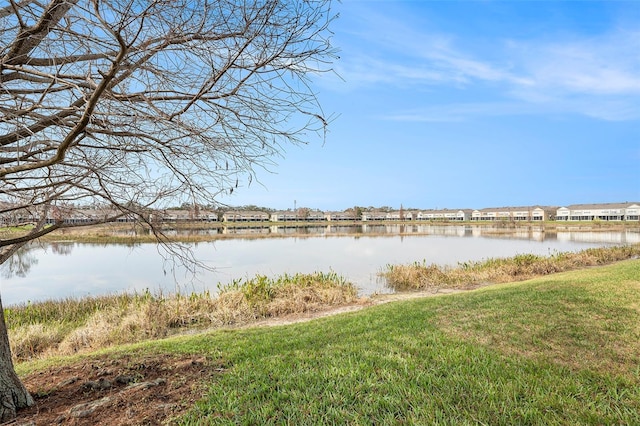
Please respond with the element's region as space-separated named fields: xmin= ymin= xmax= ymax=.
xmin=0 ymin=0 xmax=336 ymax=419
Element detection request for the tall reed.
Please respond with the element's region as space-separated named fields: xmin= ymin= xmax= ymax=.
xmin=6 ymin=272 xmax=358 ymax=361
xmin=382 ymin=244 xmax=640 ymax=291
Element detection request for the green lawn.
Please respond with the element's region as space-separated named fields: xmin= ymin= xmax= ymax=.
xmin=18 ymin=259 xmax=640 ymax=425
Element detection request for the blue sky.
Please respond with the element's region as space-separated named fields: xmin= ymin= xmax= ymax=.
xmin=221 ymin=0 xmax=640 ymax=211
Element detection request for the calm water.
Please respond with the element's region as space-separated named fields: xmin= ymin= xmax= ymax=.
xmin=2 ymin=225 xmax=638 ymax=305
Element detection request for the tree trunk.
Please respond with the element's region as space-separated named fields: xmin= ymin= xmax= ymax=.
xmin=0 ymin=295 xmax=34 ymax=422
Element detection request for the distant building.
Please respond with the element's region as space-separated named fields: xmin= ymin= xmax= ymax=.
xmin=2 ymin=201 xmax=639 ymax=226
xmin=161 ymin=209 xmax=192 ymax=222
xmin=222 ymin=210 xmax=269 ymax=222
xmin=555 ymin=203 xmax=640 ymax=221
xmin=361 ymin=210 xmax=388 ymax=221
xmin=471 ymin=206 xmax=554 ymax=221
xmin=271 ymin=209 xmax=325 ymax=222
xmin=324 ymin=211 xmax=357 ymax=221
xmin=385 ymin=210 xmax=414 ymax=221
xmin=199 ymin=210 xmax=219 ymax=221
xmin=416 ymin=209 xmax=472 ymax=221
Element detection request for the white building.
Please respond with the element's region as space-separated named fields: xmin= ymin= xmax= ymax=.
xmin=555 ymin=203 xmax=640 ymax=221
xmin=361 ymin=210 xmax=388 ymax=221
xmin=416 ymin=209 xmax=472 ymax=221
xmin=222 ymin=210 xmax=270 ymax=222
xmin=471 ymin=206 xmax=553 ymax=221
xmin=324 ymin=211 xmax=357 ymax=221
xmin=385 ymin=210 xmax=414 ymax=221
xmin=270 ymin=209 xmax=324 ymax=222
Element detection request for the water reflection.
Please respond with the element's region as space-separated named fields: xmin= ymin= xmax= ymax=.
xmin=1 ymin=226 xmax=637 ymax=305
xmin=557 ymin=230 xmax=640 ymax=245
xmin=110 ymin=223 xmax=640 ymax=245
xmin=49 ymin=241 xmax=75 ymax=255
xmin=2 ymin=242 xmax=76 ymax=279
xmin=1 ymin=245 xmax=39 ymax=279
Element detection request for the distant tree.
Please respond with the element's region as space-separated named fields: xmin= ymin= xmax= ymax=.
xmin=297 ymin=207 xmax=310 ymax=220
xmin=192 ymin=204 xmax=201 ymax=221
xmin=353 ymin=206 xmax=363 ymax=220
xmin=0 ymin=0 xmax=336 ymax=420
xmin=229 ymin=205 xmax=275 ymax=213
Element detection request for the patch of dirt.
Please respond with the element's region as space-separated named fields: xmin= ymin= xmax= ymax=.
xmin=247 ymin=289 xmax=467 ymax=328
xmin=11 ymin=289 xmax=465 ymax=425
xmin=13 ymin=353 xmax=226 ymax=426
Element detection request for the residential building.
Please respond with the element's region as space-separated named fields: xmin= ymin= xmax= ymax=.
xmin=416 ymin=209 xmax=472 ymax=221
xmin=555 ymin=203 xmax=640 ymax=221
xmin=324 ymin=211 xmax=357 ymax=221
xmin=361 ymin=210 xmax=388 ymax=221
xmin=385 ymin=210 xmax=414 ymax=221
xmin=471 ymin=206 xmax=554 ymax=221
xmin=270 ymin=209 xmax=325 ymax=222
xmin=222 ymin=210 xmax=270 ymax=222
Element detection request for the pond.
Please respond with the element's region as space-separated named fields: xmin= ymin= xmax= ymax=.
xmin=2 ymin=225 xmax=638 ymax=305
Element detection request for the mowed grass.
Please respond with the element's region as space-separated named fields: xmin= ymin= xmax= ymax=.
xmin=172 ymin=260 xmax=640 ymax=425
xmin=17 ymin=258 xmax=637 ymax=424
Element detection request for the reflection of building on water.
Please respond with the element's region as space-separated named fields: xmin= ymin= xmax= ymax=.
xmin=215 ymin=225 xmax=640 ymax=243
xmin=470 ymin=226 xmax=546 ymax=241
xmin=222 ymin=226 xmax=269 ymax=235
xmin=227 ymin=224 xmax=558 ymax=240
xmin=269 ymin=226 xmax=326 ymax=235
xmin=94 ymin=222 xmax=640 ymax=243
xmin=512 ymin=229 xmax=545 ymax=241
xmin=413 ymin=225 xmax=469 ymax=237
xmin=267 ymin=224 xmax=476 ymax=236
xmin=557 ymin=230 xmax=640 ymax=245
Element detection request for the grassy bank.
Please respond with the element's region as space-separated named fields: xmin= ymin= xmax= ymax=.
xmin=18 ymin=258 xmax=640 ymax=424
xmin=8 ymin=244 xmax=639 ymax=362
xmin=382 ymin=244 xmax=640 ymax=291
xmin=178 ymin=260 xmax=640 ymax=425
xmin=6 ymin=272 xmax=358 ymax=361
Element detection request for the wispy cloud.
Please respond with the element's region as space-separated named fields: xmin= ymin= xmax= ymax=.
xmin=513 ymin=30 xmax=640 ymax=96
xmin=382 ymin=102 xmax=543 ymax=123
xmin=329 ymin=5 xmax=640 ymax=121
xmin=384 ymin=97 xmax=640 ymax=123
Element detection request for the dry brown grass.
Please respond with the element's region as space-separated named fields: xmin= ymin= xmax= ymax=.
xmin=7 ymin=272 xmax=358 ymax=361
xmin=382 ymin=244 xmax=640 ymax=291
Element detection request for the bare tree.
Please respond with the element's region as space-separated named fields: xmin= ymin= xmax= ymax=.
xmin=0 ymin=0 xmax=336 ymax=420
xmin=297 ymin=206 xmax=310 ymax=221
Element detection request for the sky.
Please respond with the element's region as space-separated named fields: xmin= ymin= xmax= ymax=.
xmin=220 ymin=0 xmax=640 ymax=212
